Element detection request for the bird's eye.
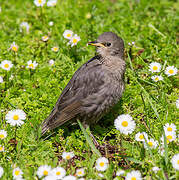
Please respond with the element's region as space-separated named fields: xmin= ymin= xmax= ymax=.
xmin=106 ymin=42 xmax=111 ymax=47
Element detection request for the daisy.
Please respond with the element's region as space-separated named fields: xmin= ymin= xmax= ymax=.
xmin=151 ymin=75 xmax=163 ymax=82
xmin=0 ymin=166 xmax=3 ymax=178
xmin=85 ymin=12 xmax=92 ymax=19
xmin=144 ymin=138 xmax=158 ymax=149
xmin=116 ymin=169 xmax=125 ymax=176
xmin=161 ymin=132 xmax=176 ymax=144
xmin=164 ymin=123 xmax=176 ymax=134
xmin=9 ymin=42 xmax=18 ymax=52
xmin=20 ymin=22 xmax=30 ymax=33
xmin=0 ymin=76 xmax=3 ymax=83
xmin=63 ymin=30 xmax=73 ymax=40
xmin=47 ymin=0 xmax=57 ymax=7
xmin=62 ymin=152 xmax=75 ymax=160
xmin=26 ymin=60 xmax=38 ymax=69
xmin=50 ymin=167 xmax=66 ymax=179
xmin=76 ymin=168 xmax=85 ymax=177
xmin=165 ymin=66 xmax=178 ymax=76
xmin=37 ymin=165 xmax=51 ymax=178
xmin=49 ymin=59 xmax=55 ymax=66
xmin=34 ymin=0 xmax=46 ymax=7
xmin=149 ymin=62 xmax=161 ymax=73
xmin=43 ymin=175 xmax=56 ymax=180
xmin=114 ymin=114 xmax=136 ymax=135
xmin=42 ymin=35 xmax=49 ymax=42
xmin=49 ymin=21 xmax=54 ymax=26
xmin=125 ymin=170 xmax=142 ymax=180
xmin=13 ymin=167 xmax=23 ymax=179
xmin=0 ymin=130 xmax=7 ymax=140
xmin=69 ymin=34 xmax=81 ymax=47
xmin=51 ymin=46 xmax=59 ymax=52
xmin=0 ymin=145 xmax=4 ymax=152
xmin=135 ymin=132 xmax=148 ymax=142
xmin=63 ymin=175 xmax=76 ymax=180
xmin=0 ymin=60 xmax=13 ymax=71
xmin=152 ymin=166 xmax=160 ymax=173
xmin=171 ymin=153 xmax=179 ymax=170
xmin=176 ymin=98 xmax=179 ymax=109
xmin=5 ymin=109 xmax=26 ymax=126
xmin=95 ymin=157 xmax=109 ymax=171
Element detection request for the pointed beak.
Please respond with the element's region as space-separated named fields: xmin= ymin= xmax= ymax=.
xmin=87 ymin=41 xmax=105 ymax=48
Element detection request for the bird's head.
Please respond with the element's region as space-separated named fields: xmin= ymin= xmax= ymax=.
xmin=88 ymin=32 xmax=124 ymax=59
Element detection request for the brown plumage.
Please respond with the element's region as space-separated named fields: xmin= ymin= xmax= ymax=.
xmin=41 ymin=32 xmax=126 ymax=135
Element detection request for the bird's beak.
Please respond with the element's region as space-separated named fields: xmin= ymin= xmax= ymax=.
xmin=88 ymin=41 xmax=105 ymax=48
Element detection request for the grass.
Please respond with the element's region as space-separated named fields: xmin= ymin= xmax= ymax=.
xmin=0 ymin=0 xmax=179 ymax=179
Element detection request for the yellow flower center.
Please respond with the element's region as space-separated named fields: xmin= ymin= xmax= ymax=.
xmin=0 ymin=146 xmax=3 ymax=151
xmin=166 ymin=135 xmax=172 ymax=140
xmin=148 ymin=141 xmax=153 ymax=147
xmin=78 ymin=171 xmax=82 ymax=175
xmin=131 ymin=177 xmax=136 ymax=180
xmin=0 ymin=134 xmax=5 ymax=139
xmin=122 ymin=121 xmax=128 ymax=127
xmin=167 ymin=127 xmax=172 ymax=131
xmin=56 ymin=171 xmax=61 ymax=175
xmin=99 ymin=162 xmax=105 ymax=167
xmin=155 ymin=77 xmax=159 ymax=81
xmin=177 ymin=160 xmax=179 ymax=165
xmin=168 ymin=69 xmax=174 ymax=74
xmin=66 ymin=155 xmax=71 ymax=160
xmin=43 ymin=170 xmax=48 ymax=176
xmin=139 ymin=134 xmax=144 ymax=139
xmin=12 ymin=46 xmax=17 ymax=52
xmin=153 ymin=66 xmax=158 ymax=70
xmin=67 ymin=33 xmax=71 ymax=37
xmin=29 ymin=64 xmax=34 ymax=68
xmin=38 ymin=0 xmax=42 ymax=4
xmin=4 ymin=64 xmax=9 ymax=68
xmin=53 ymin=47 xmax=58 ymax=51
xmin=73 ymin=39 xmax=78 ymax=43
xmin=15 ymin=170 xmax=20 ymax=176
xmin=13 ymin=115 xmax=19 ymax=120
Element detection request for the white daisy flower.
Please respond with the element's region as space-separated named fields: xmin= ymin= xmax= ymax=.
xmin=152 ymin=166 xmax=160 ymax=173
xmin=0 ymin=76 xmax=3 ymax=83
xmin=20 ymin=22 xmax=30 ymax=33
xmin=5 ymin=109 xmax=26 ymax=126
xmin=49 ymin=59 xmax=55 ymax=66
xmin=62 ymin=152 xmax=75 ymax=160
xmin=49 ymin=21 xmax=54 ymax=26
xmin=26 ymin=60 xmax=38 ymax=69
xmin=51 ymin=46 xmax=59 ymax=52
xmin=0 ymin=130 xmax=7 ymax=140
xmin=34 ymin=0 xmax=46 ymax=7
xmin=47 ymin=0 xmax=57 ymax=7
xmin=135 ymin=132 xmax=148 ymax=142
xmin=161 ymin=132 xmax=176 ymax=144
xmin=0 ymin=166 xmax=3 ymax=178
xmin=95 ymin=157 xmax=109 ymax=171
xmin=63 ymin=30 xmax=73 ymax=40
xmin=171 ymin=153 xmax=179 ymax=170
xmin=37 ymin=165 xmax=51 ymax=178
xmin=149 ymin=62 xmax=161 ymax=73
xmin=13 ymin=167 xmax=23 ymax=179
xmin=176 ymin=98 xmax=179 ymax=109
xmin=151 ymin=75 xmax=163 ymax=82
xmin=63 ymin=175 xmax=76 ymax=180
xmin=69 ymin=34 xmax=81 ymax=47
xmin=144 ymin=138 xmax=158 ymax=149
xmin=125 ymin=170 xmax=142 ymax=180
xmin=9 ymin=42 xmax=18 ymax=52
xmin=43 ymin=175 xmax=56 ymax=180
xmin=42 ymin=35 xmax=49 ymax=42
xmin=76 ymin=168 xmax=85 ymax=177
xmin=0 ymin=60 xmax=13 ymax=71
xmin=0 ymin=145 xmax=4 ymax=152
xmin=164 ymin=123 xmax=176 ymax=134
xmin=114 ymin=114 xmax=136 ymax=135
xmin=165 ymin=66 xmax=178 ymax=76
xmin=50 ymin=167 xmax=66 ymax=179
xmin=116 ymin=169 xmax=125 ymax=176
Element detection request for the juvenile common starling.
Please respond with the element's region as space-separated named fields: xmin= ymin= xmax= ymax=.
xmin=41 ymin=32 xmax=126 ymax=136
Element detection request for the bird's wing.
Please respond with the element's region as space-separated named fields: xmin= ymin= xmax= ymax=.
xmin=41 ymin=55 xmax=105 ymax=134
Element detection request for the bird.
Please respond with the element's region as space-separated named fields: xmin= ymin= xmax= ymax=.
xmin=41 ymin=32 xmax=126 ymax=143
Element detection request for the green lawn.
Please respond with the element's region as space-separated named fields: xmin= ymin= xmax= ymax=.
xmin=0 ymin=0 xmax=178 ymax=179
